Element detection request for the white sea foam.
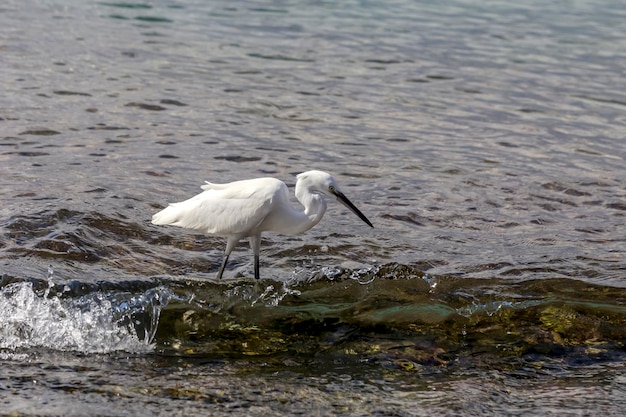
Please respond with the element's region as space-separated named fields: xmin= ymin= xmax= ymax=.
xmin=0 ymin=281 xmax=171 ymax=354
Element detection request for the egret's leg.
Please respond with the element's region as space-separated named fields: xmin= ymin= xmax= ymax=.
xmin=216 ymin=254 xmax=229 ymax=280
xmin=249 ymin=235 xmax=261 ymax=280
xmin=217 ymin=237 xmax=239 ymax=280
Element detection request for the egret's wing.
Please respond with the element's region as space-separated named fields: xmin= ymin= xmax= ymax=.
xmin=152 ymin=178 xmax=284 ymax=236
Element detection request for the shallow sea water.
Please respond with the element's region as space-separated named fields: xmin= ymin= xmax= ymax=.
xmin=1 ymin=0 xmax=625 ymax=415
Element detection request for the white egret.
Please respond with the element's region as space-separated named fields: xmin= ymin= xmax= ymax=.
xmin=152 ymin=170 xmax=373 ymax=280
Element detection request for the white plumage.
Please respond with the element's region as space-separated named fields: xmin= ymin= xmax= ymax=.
xmin=152 ymin=170 xmax=373 ymax=280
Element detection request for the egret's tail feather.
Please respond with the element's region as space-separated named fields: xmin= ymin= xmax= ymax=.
xmin=151 ymin=204 xmax=182 ymax=226
xmin=201 ymin=181 xmax=230 ymax=191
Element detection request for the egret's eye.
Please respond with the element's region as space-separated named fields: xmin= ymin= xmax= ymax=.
xmin=329 ymin=185 xmax=336 ymax=193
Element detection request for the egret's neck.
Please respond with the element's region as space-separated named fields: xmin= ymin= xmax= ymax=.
xmin=293 ymin=182 xmax=327 ymax=233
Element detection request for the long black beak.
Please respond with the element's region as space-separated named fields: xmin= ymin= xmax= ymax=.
xmin=332 ymin=190 xmax=374 ymax=228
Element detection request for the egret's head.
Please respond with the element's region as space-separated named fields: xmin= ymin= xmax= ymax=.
xmin=297 ymin=170 xmax=338 ymax=195
xmin=296 ymin=170 xmax=373 ymax=228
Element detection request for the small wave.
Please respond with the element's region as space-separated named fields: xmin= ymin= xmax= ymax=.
xmin=150 ymin=265 xmax=626 ymax=362
xmin=0 ymin=279 xmax=173 ymax=354
xmin=3 ymin=263 xmax=626 ymax=363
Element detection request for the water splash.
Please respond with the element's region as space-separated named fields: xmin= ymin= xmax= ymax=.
xmin=349 ymin=266 xmax=379 ymax=285
xmin=251 ymin=283 xmax=301 ymax=307
xmin=320 ymin=266 xmax=343 ymax=280
xmin=317 ymin=265 xmax=381 ymax=284
xmin=219 ymin=280 xmax=301 ymax=308
xmin=422 ymin=274 xmax=438 ymax=293
xmin=456 ymin=299 xmax=543 ymax=318
xmin=45 ymin=265 xmax=55 ymax=298
xmin=0 ymin=280 xmax=173 ymax=354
